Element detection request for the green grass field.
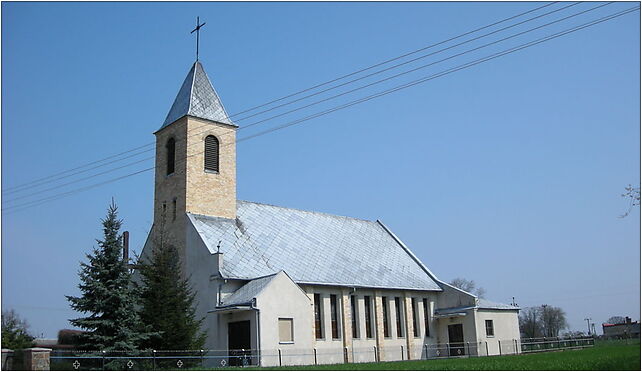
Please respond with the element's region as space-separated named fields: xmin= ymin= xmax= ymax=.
xmin=214 ymin=341 xmax=640 ymax=371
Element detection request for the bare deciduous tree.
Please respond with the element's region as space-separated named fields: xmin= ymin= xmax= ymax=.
xmin=449 ymin=277 xmax=486 ymax=298
xmin=1 ymin=309 xmax=35 ymax=350
xmin=540 ymin=305 xmax=569 ymax=337
xmin=519 ymin=307 xmax=542 ymax=338
xmin=607 ymin=316 xmax=626 ymax=324
xmin=519 ymin=305 xmax=568 ymax=338
xmin=620 ymin=184 xmax=640 ymax=218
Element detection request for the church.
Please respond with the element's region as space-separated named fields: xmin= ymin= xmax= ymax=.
xmin=140 ymin=59 xmax=521 ymax=367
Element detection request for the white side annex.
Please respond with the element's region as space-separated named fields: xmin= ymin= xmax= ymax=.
xmin=140 ymin=60 xmax=521 ymax=367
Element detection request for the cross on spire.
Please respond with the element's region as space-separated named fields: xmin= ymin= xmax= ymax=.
xmin=190 ymin=16 xmax=206 ymax=61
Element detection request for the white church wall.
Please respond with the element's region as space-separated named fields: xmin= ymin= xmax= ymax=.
xmin=474 ymin=309 xmax=521 ymax=356
xmin=435 ymin=282 xmax=476 ymax=310
xmin=185 ymin=220 xmax=222 ymax=351
xmin=305 ymin=286 xmax=442 ymax=364
xmin=352 ymin=293 xmax=377 ymax=364
xmin=435 ymin=312 xmax=478 ymax=349
xmin=419 ymin=297 xmax=439 ymax=350
xmin=314 ymin=291 xmax=345 ymax=365
xmin=255 ymin=272 xmax=314 ymax=367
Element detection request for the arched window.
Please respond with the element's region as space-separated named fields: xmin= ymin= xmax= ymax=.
xmin=204 ymin=135 xmax=219 ymax=172
xmin=166 ymin=138 xmax=175 ymax=175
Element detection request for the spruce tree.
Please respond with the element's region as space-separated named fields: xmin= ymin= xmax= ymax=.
xmin=136 ymin=223 xmax=205 ymax=351
xmin=66 ymin=201 xmax=148 ymax=353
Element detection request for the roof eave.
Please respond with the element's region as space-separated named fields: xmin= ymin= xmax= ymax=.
xmin=154 ymin=114 xmax=238 ymax=135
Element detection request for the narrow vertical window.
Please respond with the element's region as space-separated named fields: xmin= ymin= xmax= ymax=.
xmin=314 ymin=294 xmax=324 ymax=339
xmin=204 ymin=135 xmax=219 ymax=172
xmin=364 ymin=296 xmax=373 ymax=339
xmin=485 ymin=320 xmax=494 ymax=337
xmin=166 ymin=138 xmax=175 ymax=175
xmin=412 ymin=298 xmax=419 ymax=337
xmin=395 ymin=297 xmax=405 ymax=338
xmin=382 ymin=296 xmax=390 ymax=337
xmin=423 ymin=298 xmax=430 ymax=337
xmin=330 ymin=294 xmax=340 ymax=339
xmin=172 ymin=198 xmax=177 ymax=221
xmin=351 ymin=295 xmax=359 ymax=339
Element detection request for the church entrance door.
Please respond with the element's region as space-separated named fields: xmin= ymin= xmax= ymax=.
xmin=228 ymin=320 xmax=251 ymax=366
xmin=447 ymin=324 xmax=465 ymax=356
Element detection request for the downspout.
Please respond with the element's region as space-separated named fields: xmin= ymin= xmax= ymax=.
xmin=251 ymin=299 xmax=261 ymax=366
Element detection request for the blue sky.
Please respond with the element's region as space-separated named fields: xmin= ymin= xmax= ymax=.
xmin=2 ymin=2 xmax=639 ymax=338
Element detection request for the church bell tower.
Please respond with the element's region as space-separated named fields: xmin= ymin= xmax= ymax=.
xmin=153 ymin=61 xmax=237 ymax=249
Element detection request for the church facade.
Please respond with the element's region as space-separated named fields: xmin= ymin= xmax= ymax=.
xmin=141 ymin=61 xmax=521 ymax=367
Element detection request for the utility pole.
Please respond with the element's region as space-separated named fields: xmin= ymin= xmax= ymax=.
xmin=584 ymin=318 xmax=592 ymax=335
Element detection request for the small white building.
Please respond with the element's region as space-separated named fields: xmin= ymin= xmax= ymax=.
xmin=140 ymin=60 xmax=520 ymax=367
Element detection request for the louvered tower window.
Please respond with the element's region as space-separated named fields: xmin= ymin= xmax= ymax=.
xmin=204 ymin=135 xmax=219 ymax=172
xmin=166 ymin=138 xmax=176 ymax=175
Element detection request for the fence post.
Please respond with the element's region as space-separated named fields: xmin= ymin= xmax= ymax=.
xmin=314 ymin=348 xmax=317 ymax=365
xmin=401 ymin=345 xmax=404 ymax=360
xmin=344 ymin=347 xmax=348 ymax=364
xmin=446 ymin=343 xmax=450 ymax=357
xmin=373 ymin=346 xmax=378 ymax=362
xmin=152 ymin=350 xmax=156 ymax=371
xmin=514 ymin=339 xmax=518 ymax=354
xmin=102 ymin=350 xmax=106 ymax=371
xmin=200 ymin=349 xmax=204 ymax=367
xmin=485 ymin=341 xmax=488 ymax=357
xmin=278 ymin=349 xmax=282 ymax=367
xmin=423 ymin=344 xmax=428 ymax=360
xmin=498 ymin=340 xmax=502 ymax=356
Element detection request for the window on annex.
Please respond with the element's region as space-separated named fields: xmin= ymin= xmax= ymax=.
xmin=382 ymin=297 xmax=391 ymax=338
xmin=395 ymin=297 xmax=405 ymax=338
xmin=279 ymin=318 xmax=294 ymax=343
xmin=330 ymin=294 xmax=340 ymax=339
xmin=411 ymin=298 xmax=419 ymax=338
xmin=423 ymin=298 xmax=431 ymax=337
xmin=351 ymin=295 xmax=360 ymax=339
xmin=364 ymin=296 xmax=374 ymax=339
xmin=172 ymin=198 xmax=177 ymax=221
xmin=485 ymin=320 xmax=495 ymax=337
xmin=314 ymin=294 xmax=324 ymax=339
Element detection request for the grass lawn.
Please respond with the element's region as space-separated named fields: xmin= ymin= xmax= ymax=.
xmin=210 ymin=342 xmax=640 ymax=371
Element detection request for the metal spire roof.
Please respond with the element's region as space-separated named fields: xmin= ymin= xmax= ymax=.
xmin=160 ymin=61 xmax=235 ymax=130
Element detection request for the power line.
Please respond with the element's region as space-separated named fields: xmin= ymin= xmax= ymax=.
xmin=2 ymin=2 xmax=607 ymax=204
xmin=230 ymin=2 xmax=583 ymax=124
xmin=231 ymin=1 xmax=613 ymax=135
xmin=2 ymin=2 xmax=558 ymax=194
xmin=224 ymin=2 xmax=559 ymax=120
xmin=236 ymin=5 xmax=637 ymax=143
xmin=2 ymin=147 xmax=155 ymax=196
xmin=3 ymin=5 xmax=637 ymax=214
xmin=1 ymin=2 xmax=608 ymax=201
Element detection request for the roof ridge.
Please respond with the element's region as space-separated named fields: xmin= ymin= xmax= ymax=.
xmin=376 ymin=219 xmax=444 ymax=290
xmin=186 ymin=61 xmax=198 ymax=115
xmin=186 ymin=212 xmax=235 ymax=222
xmin=237 ymin=199 xmax=374 ymax=223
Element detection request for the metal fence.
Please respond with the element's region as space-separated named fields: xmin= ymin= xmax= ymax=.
xmin=49 ymin=337 xmax=595 ymax=370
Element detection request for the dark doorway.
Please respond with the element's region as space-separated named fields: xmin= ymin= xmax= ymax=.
xmin=228 ymin=320 xmax=251 ymax=366
xmin=448 ymin=324 xmax=465 ymax=356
